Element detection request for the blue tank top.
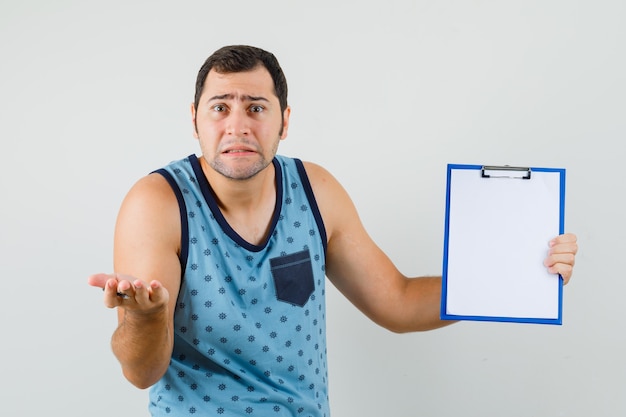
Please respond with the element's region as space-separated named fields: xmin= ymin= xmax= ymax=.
xmin=148 ymin=154 xmax=330 ymax=417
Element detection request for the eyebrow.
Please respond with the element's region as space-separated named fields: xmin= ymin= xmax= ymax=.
xmin=208 ymin=93 xmax=269 ymax=103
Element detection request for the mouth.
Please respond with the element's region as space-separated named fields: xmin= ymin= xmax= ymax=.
xmin=221 ymin=145 xmax=258 ymax=156
xmin=224 ymin=149 xmax=254 ymax=153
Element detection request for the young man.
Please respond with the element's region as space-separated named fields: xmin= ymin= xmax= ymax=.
xmin=88 ymin=45 xmax=578 ymax=416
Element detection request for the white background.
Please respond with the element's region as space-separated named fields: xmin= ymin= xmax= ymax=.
xmin=1 ymin=1 xmax=624 ymax=416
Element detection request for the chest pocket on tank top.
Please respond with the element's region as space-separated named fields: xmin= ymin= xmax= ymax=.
xmin=269 ymin=249 xmax=315 ymax=307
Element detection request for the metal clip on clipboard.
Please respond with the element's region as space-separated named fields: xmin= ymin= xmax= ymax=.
xmin=481 ymin=165 xmax=532 ymax=180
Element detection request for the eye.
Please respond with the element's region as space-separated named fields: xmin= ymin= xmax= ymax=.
xmin=212 ymin=104 xmax=227 ymax=112
xmin=249 ymin=105 xmax=264 ymax=113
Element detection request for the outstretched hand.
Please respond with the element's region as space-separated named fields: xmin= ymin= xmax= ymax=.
xmin=88 ymin=273 xmax=169 ymax=313
xmin=544 ymin=233 xmax=578 ymax=285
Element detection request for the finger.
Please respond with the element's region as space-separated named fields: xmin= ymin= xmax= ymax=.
xmin=118 ymin=278 xmax=157 ymax=304
xmin=88 ymin=273 xmax=112 ymax=289
xmin=103 ymin=279 xmax=125 ymax=308
xmin=549 ymin=242 xmax=579 ymax=257
xmin=89 ymin=273 xmax=134 ymax=299
xmin=548 ymin=263 xmax=573 ymax=285
xmin=550 ymin=233 xmax=578 ymax=248
xmin=132 ymin=280 xmax=167 ymax=304
xmin=545 ymin=251 xmax=576 ymax=266
xmin=116 ymin=278 xmax=133 ymax=294
xmin=148 ymin=280 xmax=169 ymax=305
xmin=132 ymin=279 xmax=151 ymax=304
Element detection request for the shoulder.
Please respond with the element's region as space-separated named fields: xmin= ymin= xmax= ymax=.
xmin=116 ymin=172 xmax=181 ymax=249
xmin=123 ymin=172 xmax=178 ymax=209
xmin=299 ymin=161 xmax=361 ymax=238
xmin=300 ymin=161 xmax=345 ymax=200
xmin=300 ymin=161 xmax=341 ymax=188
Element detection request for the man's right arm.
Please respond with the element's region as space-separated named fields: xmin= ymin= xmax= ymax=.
xmin=90 ymin=173 xmax=182 ymax=389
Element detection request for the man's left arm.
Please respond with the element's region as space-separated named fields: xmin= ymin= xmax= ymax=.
xmin=306 ymin=162 xmax=453 ymax=332
xmin=305 ymin=162 xmax=578 ymax=333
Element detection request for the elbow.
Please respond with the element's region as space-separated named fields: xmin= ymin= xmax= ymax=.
xmin=377 ymin=316 xmax=456 ymax=334
xmin=382 ymin=322 xmax=424 ymax=334
xmin=128 ymin=378 xmax=155 ymax=390
xmin=122 ymin=366 xmax=167 ymax=390
xmin=388 ymin=326 xmax=413 ymax=334
xmin=130 ymin=380 xmax=153 ymax=390
xmin=374 ymin=316 xmax=415 ymax=334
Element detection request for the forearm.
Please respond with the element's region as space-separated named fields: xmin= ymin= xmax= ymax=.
xmin=112 ymin=308 xmax=173 ymax=389
xmin=386 ymin=275 xmax=456 ymax=333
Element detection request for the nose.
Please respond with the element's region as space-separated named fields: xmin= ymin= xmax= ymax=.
xmin=226 ymin=110 xmax=250 ymax=136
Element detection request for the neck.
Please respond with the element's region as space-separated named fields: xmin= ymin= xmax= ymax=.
xmin=199 ymin=156 xmax=277 ymax=245
xmin=200 ymin=156 xmax=276 ymax=207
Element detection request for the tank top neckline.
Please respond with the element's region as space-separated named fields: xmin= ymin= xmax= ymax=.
xmin=186 ymin=154 xmax=283 ymax=252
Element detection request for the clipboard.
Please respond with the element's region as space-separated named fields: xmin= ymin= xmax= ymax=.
xmin=440 ymin=164 xmax=566 ymax=325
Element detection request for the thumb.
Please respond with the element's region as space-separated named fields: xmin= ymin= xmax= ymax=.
xmin=87 ymin=273 xmax=112 ymax=289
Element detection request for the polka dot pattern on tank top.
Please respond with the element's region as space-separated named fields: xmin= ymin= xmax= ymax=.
xmin=148 ymin=155 xmax=330 ymax=417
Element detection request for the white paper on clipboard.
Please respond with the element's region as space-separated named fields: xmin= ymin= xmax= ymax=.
xmin=440 ymin=164 xmax=565 ymax=325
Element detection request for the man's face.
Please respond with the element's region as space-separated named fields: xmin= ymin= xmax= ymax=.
xmin=192 ymin=66 xmax=290 ymax=181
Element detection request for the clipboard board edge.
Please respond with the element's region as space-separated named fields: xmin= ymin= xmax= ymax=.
xmin=440 ymin=164 xmax=566 ymax=326
xmin=440 ymin=312 xmax=563 ymax=325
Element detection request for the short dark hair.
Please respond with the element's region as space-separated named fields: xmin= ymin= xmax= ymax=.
xmin=194 ymin=45 xmax=288 ymax=113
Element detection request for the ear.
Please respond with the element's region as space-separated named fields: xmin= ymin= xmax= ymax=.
xmin=280 ymin=106 xmax=291 ymax=140
xmin=190 ymin=103 xmax=199 ymax=139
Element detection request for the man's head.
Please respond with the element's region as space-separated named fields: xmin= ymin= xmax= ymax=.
xmin=194 ymin=45 xmax=288 ymax=115
xmin=191 ymin=45 xmax=291 ymax=181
